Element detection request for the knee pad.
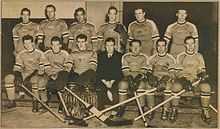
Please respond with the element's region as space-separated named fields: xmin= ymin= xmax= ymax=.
xmin=38 ymin=76 xmax=48 ymax=90
xmin=30 ymin=76 xmax=38 ymax=85
xmin=4 ymin=74 xmax=15 ymax=84
xmin=137 ymin=81 xmax=146 ymax=90
xmin=172 ymin=82 xmax=183 ymax=93
xmin=118 ymin=80 xmax=129 ymax=90
xmin=200 ymin=83 xmax=211 ymax=93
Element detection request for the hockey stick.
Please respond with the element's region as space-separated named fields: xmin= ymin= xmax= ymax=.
xmin=209 ymin=104 xmax=218 ymax=113
xmin=135 ymin=78 xmax=201 ymax=121
xmin=134 ymin=91 xmax=148 ymax=127
xmin=20 ymin=85 xmax=65 ymax=123
xmin=58 ymin=91 xmax=88 ymax=126
xmin=84 ymin=88 xmax=157 ymax=120
xmin=64 ymin=87 xmax=133 ymax=126
xmin=57 ymin=91 xmax=71 ymax=117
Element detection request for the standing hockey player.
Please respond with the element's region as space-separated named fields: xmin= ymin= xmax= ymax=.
xmin=97 ymin=6 xmax=128 ymax=53
xmin=116 ymin=39 xmax=156 ymax=120
xmin=148 ymin=38 xmax=177 ymax=121
xmin=68 ymin=8 xmax=97 ymax=52
xmin=128 ymin=8 xmax=160 ymax=56
xmin=39 ymin=4 xmax=69 ymax=51
xmin=164 ymin=9 xmax=199 ymax=57
xmin=4 ymin=35 xmax=49 ymax=112
xmin=12 ymin=8 xmax=41 ymax=55
xmin=172 ymin=36 xmax=211 ymax=123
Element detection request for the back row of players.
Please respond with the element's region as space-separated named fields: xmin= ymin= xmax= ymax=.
xmin=4 ymin=4 xmax=211 ymax=126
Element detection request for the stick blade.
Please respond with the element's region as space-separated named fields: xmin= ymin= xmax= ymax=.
xmin=67 ymin=116 xmax=88 ymax=127
xmin=104 ymin=117 xmax=133 ymax=126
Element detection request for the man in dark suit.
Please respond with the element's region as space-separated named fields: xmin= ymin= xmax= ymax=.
xmin=96 ymin=37 xmax=123 ymax=110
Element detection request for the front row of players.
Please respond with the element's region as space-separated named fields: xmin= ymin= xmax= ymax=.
xmin=4 ymin=34 xmax=212 ymax=125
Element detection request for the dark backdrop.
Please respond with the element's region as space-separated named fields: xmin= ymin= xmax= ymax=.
xmin=123 ymin=2 xmax=218 ymax=88
xmin=1 ymin=19 xmax=73 ymax=80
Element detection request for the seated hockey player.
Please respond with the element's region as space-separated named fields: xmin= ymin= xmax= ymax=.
xmin=68 ymin=34 xmax=97 ymax=125
xmin=172 ymin=36 xmax=212 ymax=123
xmin=148 ymin=38 xmax=177 ymax=121
xmin=96 ymin=37 xmax=123 ymax=110
xmin=4 ymin=35 xmax=49 ymax=112
xmin=44 ymin=36 xmax=72 ymax=112
xmin=116 ymin=39 xmax=156 ymax=120
xmin=44 ymin=36 xmax=87 ymax=126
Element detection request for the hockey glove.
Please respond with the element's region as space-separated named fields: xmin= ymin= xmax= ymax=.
xmin=176 ymin=77 xmax=192 ymax=91
xmin=14 ymin=71 xmax=23 ymax=86
xmin=197 ymin=72 xmax=208 ymax=81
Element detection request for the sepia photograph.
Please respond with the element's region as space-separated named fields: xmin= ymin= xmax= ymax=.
xmin=1 ymin=0 xmax=219 ymax=128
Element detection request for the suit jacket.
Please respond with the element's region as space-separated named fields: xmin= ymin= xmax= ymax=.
xmin=96 ymin=50 xmax=123 ymax=89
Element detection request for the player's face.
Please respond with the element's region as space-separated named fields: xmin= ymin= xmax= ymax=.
xmin=105 ymin=41 xmax=115 ymax=54
xmin=176 ymin=10 xmax=187 ymax=22
xmin=46 ymin=7 xmax=55 ymax=20
xmin=157 ymin=41 xmax=167 ymax=56
xmin=108 ymin=9 xmax=117 ymax=22
xmin=135 ymin=9 xmax=145 ymax=22
xmin=51 ymin=41 xmax=61 ymax=53
xmin=185 ymin=38 xmax=195 ymax=54
xmin=131 ymin=42 xmax=141 ymax=55
xmin=24 ymin=39 xmax=34 ymax=51
xmin=21 ymin=11 xmax=30 ymax=23
xmin=77 ymin=38 xmax=87 ymax=51
xmin=76 ymin=11 xmax=86 ymax=23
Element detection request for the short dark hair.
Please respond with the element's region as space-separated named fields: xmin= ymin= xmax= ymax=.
xmin=134 ymin=8 xmax=145 ymax=13
xmin=45 ymin=4 xmax=56 ymax=18
xmin=105 ymin=6 xmax=118 ymax=22
xmin=105 ymin=37 xmax=116 ymax=45
xmin=156 ymin=38 xmax=167 ymax=46
xmin=76 ymin=34 xmax=87 ymax=41
xmin=129 ymin=39 xmax=142 ymax=46
xmin=184 ymin=36 xmax=195 ymax=44
xmin=22 ymin=35 xmax=33 ymax=43
xmin=46 ymin=4 xmax=56 ymax=11
xmin=21 ymin=8 xmax=31 ymax=16
xmin=51 ymin=36 xmax=61 ymax=45
xmin=74 ymin=7 xmax=86 ymax=19
xmin=176 ymin=9 xmax=187 ymax=14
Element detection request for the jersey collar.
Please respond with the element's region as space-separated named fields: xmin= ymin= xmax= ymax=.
xmin=52 ymin=49 xmax=61 ymax=54
xmin=21 ymin=21 xmax=32 ymax=25
xmin=185 ymin=51 xmax=195 ymax=56
xmin=158 ymin=53 xmax=167 ymax=57
xmin=136 ymin=19 xmax=146 ymax=24
xmin=48 ymin=18 xmax=56 ymax=21
xmin=177 ymin=21 xmax=187 ymax=25
xmin=26 ymin=48 xmax=35 ymax=53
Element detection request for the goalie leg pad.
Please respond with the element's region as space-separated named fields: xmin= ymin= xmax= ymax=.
xmin=136 ymin=81 xmax=147 ymax=107
xmin=4 ymin=74 xmax=16 ymax=101
xmin=200 ymin=83 xmax=211 ymax=108
xmin=171 ymin=83 xmax=182 ymax=107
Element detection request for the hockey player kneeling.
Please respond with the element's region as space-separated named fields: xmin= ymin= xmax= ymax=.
xmin=174 ymin=36 xmax=211 ymax=124
xmin=117 ymin=39 xmax=156 ymax=120
xmin=148 ymin=38 xmax=177 ymax=121
xmin=4 ymin=35 xmax=49 ymax=112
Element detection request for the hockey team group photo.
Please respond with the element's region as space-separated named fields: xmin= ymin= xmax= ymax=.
xmin=1 ymin=0 xmax=218 ymax=128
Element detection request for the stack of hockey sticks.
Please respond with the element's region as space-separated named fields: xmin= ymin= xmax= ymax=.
xmin=64 ymin=86 xmax=157 ymax=126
